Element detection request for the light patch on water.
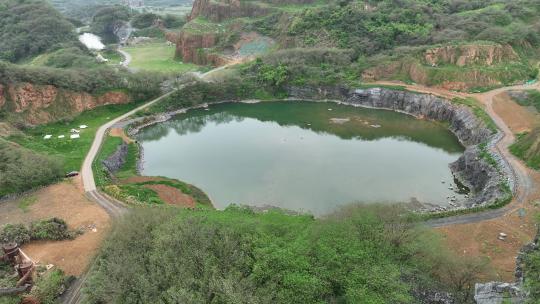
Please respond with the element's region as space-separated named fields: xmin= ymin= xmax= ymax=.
xmin=79 ymin=33 xmax=104 ymax=51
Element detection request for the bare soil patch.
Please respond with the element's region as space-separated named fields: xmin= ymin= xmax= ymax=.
xmin=493 ymin=92 xmax=539 ymax=133
xmin=0 ymin=178 xmax=110 ymax=276
xmin=144 ymin=184 xmax=195 ymax=208
xmin=437 ymin=207 xmax=537 ymax=281
xmin=109 ymin=127 xmax=133 ymax=143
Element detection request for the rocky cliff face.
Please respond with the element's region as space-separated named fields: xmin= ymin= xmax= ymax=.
xmin=174 ymin=31 xmax=228 ymax=66
xmin=425 ymin=44 xmax=519 ymax=67
xmin=0 ymin=82 xmax=130 ymax=125
xmin=189 ymin=0 xmax=271 ymax=22
xmin=361 ymin=61 xmax=503 ymax=91
xmin=285 ymin=85 xmax=507 ymax=209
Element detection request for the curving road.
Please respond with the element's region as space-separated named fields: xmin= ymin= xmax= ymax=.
xmin=117 ymin=48 xmax=132 ymax=68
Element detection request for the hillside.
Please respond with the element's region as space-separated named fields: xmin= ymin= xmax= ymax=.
xmin=0 ymin=0 xmax=77 ymax=63
xmin=171 ymin=0 xmax=540 ymax=91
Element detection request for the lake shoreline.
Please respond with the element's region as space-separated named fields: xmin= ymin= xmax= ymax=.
xmin=125 ymin=90 xmax=509 ymax=215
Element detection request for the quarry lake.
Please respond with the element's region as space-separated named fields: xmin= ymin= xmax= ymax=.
xmin=137 ymin=101 xmax=467 ymax=215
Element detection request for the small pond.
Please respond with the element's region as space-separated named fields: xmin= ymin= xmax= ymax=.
xmin=137 ymin=101 xmax=467 ymax=215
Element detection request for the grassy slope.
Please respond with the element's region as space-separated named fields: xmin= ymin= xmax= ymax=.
xmin=123 ymin=42 xmax=200 ymax=73
xmin=509 ymin=90 xmax=540 ymax=170
xmin=8 ymin=103 xmax=144 ymax=172
xmin=511 ymin=128 xmax=540 ymax=170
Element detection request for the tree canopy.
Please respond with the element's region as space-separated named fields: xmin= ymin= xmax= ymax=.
xmin=0 ymin=0 xmax=76 ymax=62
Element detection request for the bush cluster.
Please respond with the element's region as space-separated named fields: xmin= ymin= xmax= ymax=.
xmin=84 ymin=205 xmax=487 ymax=303
xmin=0 ymin=0 xmax=76 ymax=62
xmin=0 ymin=141 xmax=63 ymax=198
xmin=0 ymin=218 xmax=77 ymax=245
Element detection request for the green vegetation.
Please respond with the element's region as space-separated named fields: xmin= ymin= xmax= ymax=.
xmin=132 ymin=12 xmax=160 ymax=28
xmin=0 ymin=218 xmax=77 ymax=244
xmin=30 ymin=217 xmax=78 ymax=241
xmin=123 ymin=42 xmax=200 ymax=73
xmin=18 ymin=195 xmax=37 ymax=212
xmin=93 ymin=133 xmax=212 ymax=207
xmin=0 ymin=61 xmax=164 ymax=97
xmin=84 ymin=205 xmax=488 ymax=303
xmin=90 ymin=5 xmax=131 ymax=43
xmin=30 ymin=269 xmax=68 ymax=304
xmin=8 ymin=103 xmax=144 ymax=172
xmin=524 ymin=229 xmax=540 ymax=300
xmin=0 ymin=0 xmax=76 ymax=62
xmin=514 ymin=90 xmax=540 ymax=111
xmin=0 ymin=140 xmax=63 ymax=198
xmin=510 ymin=128 xmax=540 ymax=170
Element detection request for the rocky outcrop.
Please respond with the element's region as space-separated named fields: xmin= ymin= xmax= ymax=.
xmin=174 ymin=31 xmax=225 ymax=65
xmin=0 ymin=83 xmax=130 ymax=125
xmin=361 ymin=61 xmax=503 ymax=91
xmin=285 ymin=85 xmax=508 ymax=209
xmin=189 ymin=0 xmax=270 ymax=22
xmin=102 ymin=142 xmax=128 ymax=174
xmin=425 ymin=44 xmax=519 ymax=67
xmin=449 ymin=147 xmax=505 ymax=206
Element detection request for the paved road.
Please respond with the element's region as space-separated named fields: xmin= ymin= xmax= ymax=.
xmin=117 ymin=49 xmax=132 ymax=68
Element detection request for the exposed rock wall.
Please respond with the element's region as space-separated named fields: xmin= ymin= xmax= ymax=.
xmin=0 ymin=82 xmax=130 ymax=125
xmin=361 ymin=61 xmax=504 ymax=91
xmin=285 ymin=85 xmax=507 ymax=208
xmin=102 ymin=142 xmax=128 ymax=174
xmin=189 ymin=0 xmax=270 ymax=22
xmin=174 ymin=31 xmax=227 ymax=65
xmin=425 ymin=44 xmax=519 ymax=67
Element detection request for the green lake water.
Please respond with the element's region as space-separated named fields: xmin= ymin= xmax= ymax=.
xmin=137 ymin=101 xmax=466 ymax=215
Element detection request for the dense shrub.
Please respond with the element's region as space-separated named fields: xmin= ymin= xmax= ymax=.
xmin=0 ymin=218 xmax=76 ymax=245
xmin=31 ymin=269 xmax=67 ymax=304
xmin=30 ymin=218 xmax=76 ymax=241
xmin=131 ymin=12 xmax=159 ymax=29
xmin=0 ymin=0 xmax=76 ymax=62
xmin=0 ymin=61 xmax=165 ymax=98
xmin=84 ymin=205 xmax=487 ymax=303
xmin=44 ymin=47 xmax=98 ymax=69
xmin=0 ymin=141 xmax=63 ymax=198
xmin=0 ymin=224 xmax=31 ymax=245
xmin=90 ymin=5 xmax=131 ymax=43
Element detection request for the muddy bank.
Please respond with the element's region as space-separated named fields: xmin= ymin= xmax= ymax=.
xmin=126 ymin=86 xmax=512 ymax=213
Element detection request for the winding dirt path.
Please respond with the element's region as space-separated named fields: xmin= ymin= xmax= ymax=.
xmin=375 ymin=81 xmax=540 ymax=226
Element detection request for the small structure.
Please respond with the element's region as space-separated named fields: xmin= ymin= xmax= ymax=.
xmin=0 ymin=243 xmax=35 ymax=296
xmin=70 ymin=134 xmax=80 ymax=139
xmin=80 ymin=125 xmax=88 ymax=129
xmin=43 ymin=135 xmax=52 ymax=140
xmin=58 ymin=135 xmax=65 ymax=139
